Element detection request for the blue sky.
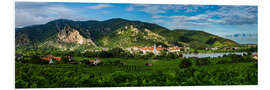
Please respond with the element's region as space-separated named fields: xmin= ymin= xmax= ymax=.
xmin=15 ymin=2 xmax=258 ymax=44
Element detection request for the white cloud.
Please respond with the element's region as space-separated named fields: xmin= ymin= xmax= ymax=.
xmin=206 ymin=6 xmax=257 ymax=25
xmin=126 ymin=4 xmax=184 ymax=15
xmin=152 ymin=6 xmax=257 ymax=29
xmin=139 ymin=5 xmax=166 ymax=14
xmin=87 ymin=4 xmax=112 ymax=9
xmin=126 ymin=6 xmax=134 ymax=11
xmin=153 ymin=14 xmax=214 ymax=29
xmin=152 ymin=15 xmax=167 ymax=18
xmin=15 ymin=2 xmax=93 ymax=27
xmin=126 ymin=5 xmax=215 ymax=15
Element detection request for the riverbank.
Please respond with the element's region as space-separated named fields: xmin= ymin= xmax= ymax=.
xmin=183 ymin=52 xmax=257 ymax=58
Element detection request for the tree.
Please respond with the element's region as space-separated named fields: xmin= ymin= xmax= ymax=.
xmin=194 ymin=50 xmax=199 ymax=54
xmin=61 ymin=56 xmax=71 ymax=63
xmin=108 ymin=48 xmax=126 ymax=57
xmin=145 ymin=52 xmax=154 ymax=59
xmin=167 ymin=52 xmax=178 ymax=59
xmin=29 ymin=56 xmax=42 ymax=64
xmin=247 ymin=51 xmax=252 ymax=56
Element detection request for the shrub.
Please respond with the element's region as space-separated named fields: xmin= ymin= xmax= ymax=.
xmin=28 ymin=56 xmax=42 ymax=64
xmin=114 ymin=60 xmax=121 ymax=64
xmin=196 ymin=58 xmax=211 ymax=66
xmin=179 ymin=58 xmax=192 ymax=69
xmin=167 ymin=52 xmax=178 ymax=59
xmin=108 ymin=48 xmax=126 ymax=58
xmin=145 ymin=62 xmax=152 ymax=66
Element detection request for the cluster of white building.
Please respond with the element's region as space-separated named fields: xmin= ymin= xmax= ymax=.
xmin=126 ymin=44 xmax=189 ymax=55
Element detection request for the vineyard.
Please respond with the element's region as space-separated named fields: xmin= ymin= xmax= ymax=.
xmin=15 ymin=55 xmax=258 ymax=88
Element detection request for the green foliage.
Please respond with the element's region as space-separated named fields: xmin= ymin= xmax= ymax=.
xmin=108 ymin=48 xmax=126 ymax=58
xmin=15 ymin=55 xmax=257 ymax=88
xmin=217 ymin=54 xmax=256 ymax=64
xmin=15 ymin=18 xmax=257 ymax=87
xmin=16 ymin=18 xmax=239 ymax=49
xmin=195 ymin=58 xmax=211 ymax=66
xmin=179 ymin=59 xmax=192 ymax=69
xmin=166 ymin=52 xmax=178 ymax=59
xmin=111 ymin=71 xmax=136 ymax=84
xmin=206 ymin=37 xmax=219 ymax=44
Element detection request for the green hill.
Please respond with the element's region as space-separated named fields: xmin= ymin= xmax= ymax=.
xmin=15 ymin=18 xmax=239 ymax=50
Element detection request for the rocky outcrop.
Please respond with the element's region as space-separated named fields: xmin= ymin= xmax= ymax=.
xmin=58 ymin=25 xmax=97 ymax=47
xmin=15 ymin=33 xmax=31 ymax=47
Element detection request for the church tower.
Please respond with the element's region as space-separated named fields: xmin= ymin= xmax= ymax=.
xmin=153 ymin=44 xmax=157 ymax=55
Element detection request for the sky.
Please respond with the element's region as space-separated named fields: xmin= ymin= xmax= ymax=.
xmin=15 ymin=2 xmax=258 ymax=44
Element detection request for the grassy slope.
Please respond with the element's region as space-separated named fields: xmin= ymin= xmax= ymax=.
xmin=96 ymin=26 xmax=168 ymax=48
xmin=158 ymin=29 xmax=239 ymax=49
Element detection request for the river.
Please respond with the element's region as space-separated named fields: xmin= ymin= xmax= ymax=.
xmin=183 ymin=52 xmax=257 ymax=58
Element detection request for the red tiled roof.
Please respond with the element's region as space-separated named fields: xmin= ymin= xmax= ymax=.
xmin=156 ymin=47 xmax=164 ymax=50
xmin=42 ymin=56 xmax=61 ymax=61
xmin=54 ymin=57 xmax=61 ymax=61
xmin=140 ymin=47 xmax=153 ymax=50
xmin=42 ymin=57 xmax=51 ymax=61
xmin=89 ymin=59 xmax=95 ymax=63
xmin=168 ymin=47 xmax=181 ymax=50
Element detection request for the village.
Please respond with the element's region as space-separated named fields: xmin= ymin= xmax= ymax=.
xmin=126 ymin=44 xmax=190 ymax=55
xmin=15 ymin=43 xmax=257 ymax=65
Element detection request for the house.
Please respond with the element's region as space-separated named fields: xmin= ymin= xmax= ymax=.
xmin=89 ymin=59 xmax=95 ymax=63
xmin=42 ymin=55 xmax=61 ymax=61
xmin=140 ymin=47 xmax=152 ymax=54
xmin=89 ymin=58 xmax=102 ymax=65
xmin=66 ymin=55 xmax=73 ymax=62
xmin=93 ymin=58 xmax=102 ymax=65
xmin=205 ymin=47 xmax=218 ymax=50
xmin=54 ymin=57 xmax=61 ymax=61
xmin=168 ymin=47 xmax=181 ymax=52
xmin=101 ymin=48 xmax=109 ymax=51
xmin=133 ymin=46 xmax=140 ymax=51
xmin=252 ymin=54 xmax=258 ymax=60
xmin=15 ymin=54 xmax=24 ymax=60
xmin=232 ymin=47 xmax=240 ymax=50
xmin=42 ymin=55 xmax=62 ymax=64
xmin=129 ymin=44 xmax=190 ymax=55
xmin=137 ymin=44 xmax=164 ymax=55
xmin=183 ymin=46 xmax=190 ymax=50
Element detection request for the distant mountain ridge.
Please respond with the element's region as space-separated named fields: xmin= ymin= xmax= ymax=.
xmin=225 ymin=33 xmax=258 ymax=44
xmin=225 ymin=33 xmax=258 ymax=38
xmin=15 ymin=18 xmax=239 ymax=50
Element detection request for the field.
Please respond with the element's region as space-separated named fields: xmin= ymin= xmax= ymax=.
xmin=15 ymin=56 xmax=258 ymax=88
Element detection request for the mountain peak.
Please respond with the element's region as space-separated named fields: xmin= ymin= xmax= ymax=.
xmin=47 ymin=19 xmax=74 ymax=24
xmin=104 ymin=18 xmax=130 ymax=22
xmin=58 ymin=26 xmax=82 ymax=43
xmin=57 ymin=25 xmax=97 ymax=47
